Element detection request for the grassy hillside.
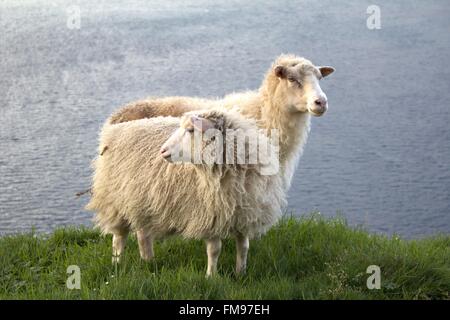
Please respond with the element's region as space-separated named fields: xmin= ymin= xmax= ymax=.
xmin=0 ymin=215 xmax=448 ymax=299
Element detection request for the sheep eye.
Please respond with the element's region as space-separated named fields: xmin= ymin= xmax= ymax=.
xmin=288 ymin=78 xmax=302 ymax=86
xmin=186 ymin=127 xmax=194 ymax=133
xmin=211 ymin=136 xmax=216 ymax=141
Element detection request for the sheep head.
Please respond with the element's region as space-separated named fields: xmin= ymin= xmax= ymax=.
xmin=271 ymin=55 xmax=335 ymax=117
xmin=160 ymin=111 xmax=226 ymax=165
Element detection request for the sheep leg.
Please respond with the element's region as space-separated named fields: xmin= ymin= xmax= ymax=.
xmin=205 ymin=238 xmax=222 ymax=277
xmin=112 ymin=232 xmax=128 ymax=264
xmin=137 ymin=229 xmax=154 ymax=261
xmin=235 ymin=234 xmax=249 ymax=275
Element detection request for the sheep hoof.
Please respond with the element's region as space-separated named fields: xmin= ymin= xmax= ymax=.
xmin=235 ymin=269 xmax=247 ymax=277
xmin=205 ymin=272 xmax=218 ymax=278
xmin=140 ymin=255 xmax=153 ymax=262
xmin=112 ymin=255 xmax=121 ymax=264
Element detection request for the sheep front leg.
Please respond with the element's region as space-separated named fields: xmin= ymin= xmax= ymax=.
xmin=205 ymin=238 xmax=222 ymax=277
xmin=112 ymin=232 xmax=128 ymax=264
xmin=137 ymin=229 xmax=154 ymax=261
xmin=235 ymin=234 xmax=249 ymax=275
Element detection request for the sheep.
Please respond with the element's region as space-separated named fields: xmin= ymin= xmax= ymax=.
xmin=108 ymin=96 xmax=213 ymax=124
xmin=86 ymin=108 xmax=285 ymax=276
xmin=108 ymin=54 xmax=335 ymax=190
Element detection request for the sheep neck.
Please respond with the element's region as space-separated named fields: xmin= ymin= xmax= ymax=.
xmin=258 ymin=82 xmax=311 ymax=168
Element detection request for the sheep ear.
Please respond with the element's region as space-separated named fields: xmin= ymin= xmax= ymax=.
xmin=274 ymin=65 xmax=287 ymax=79
xmin=190 ymin=116 xmax=215 ymax=133
xmin=319 ymin=66 xmax=335 ymax=78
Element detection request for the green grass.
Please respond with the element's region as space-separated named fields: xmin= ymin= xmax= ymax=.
xmin=0 ymin=215 xmax=448 ymax=299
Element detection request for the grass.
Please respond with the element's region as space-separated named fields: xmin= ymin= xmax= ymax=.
xmin=0 ymin=215 xmax=448 ymax=300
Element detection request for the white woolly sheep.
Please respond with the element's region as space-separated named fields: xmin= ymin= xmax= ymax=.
xmin=108 ymin=54 xmax=335 ymax=191
xmin=86 ymin=109 xmax=285 ymax=276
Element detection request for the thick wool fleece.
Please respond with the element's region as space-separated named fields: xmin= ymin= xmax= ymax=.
xmin=86 ymin=110 xmax=286 ymax=240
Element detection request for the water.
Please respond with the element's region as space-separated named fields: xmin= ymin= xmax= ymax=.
xmin=1 ymin=0 xmax=449 ymax=238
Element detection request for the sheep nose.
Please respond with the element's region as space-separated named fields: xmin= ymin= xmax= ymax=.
xmin=160 ymin=147 xmax=171 ymax=160
xmin=314 ymin=97 xmax=327 ymax=107
xmin=309 ymin=97 xmax=328 ymax=116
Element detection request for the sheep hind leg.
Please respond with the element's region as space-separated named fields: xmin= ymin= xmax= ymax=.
xmin=137 ymin=229 xmax=154 ymax=261
xmin=235 ymin=234 xmax=249 ymax=275
xmin=112 ymin=231 xmax=129 ymax=264
xmin=205 ymin=238 xmax=222 ymax=277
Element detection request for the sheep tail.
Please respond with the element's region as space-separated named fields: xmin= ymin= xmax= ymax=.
xmin=75 ymin=188 xmax=92 ymax=198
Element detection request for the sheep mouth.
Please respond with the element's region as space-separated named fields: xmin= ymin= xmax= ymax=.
xmin=308 ymin=109 xmax=326 ymax=117
xmin=162 ymin=154 xmax=172 ymax=162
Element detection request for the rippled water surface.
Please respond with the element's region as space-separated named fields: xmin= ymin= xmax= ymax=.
xmin=1 ymin=0 xmax=449 ymax=237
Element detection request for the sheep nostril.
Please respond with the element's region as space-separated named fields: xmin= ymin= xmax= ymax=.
xmin=315 ymin=99 xmax=323 ymax=107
